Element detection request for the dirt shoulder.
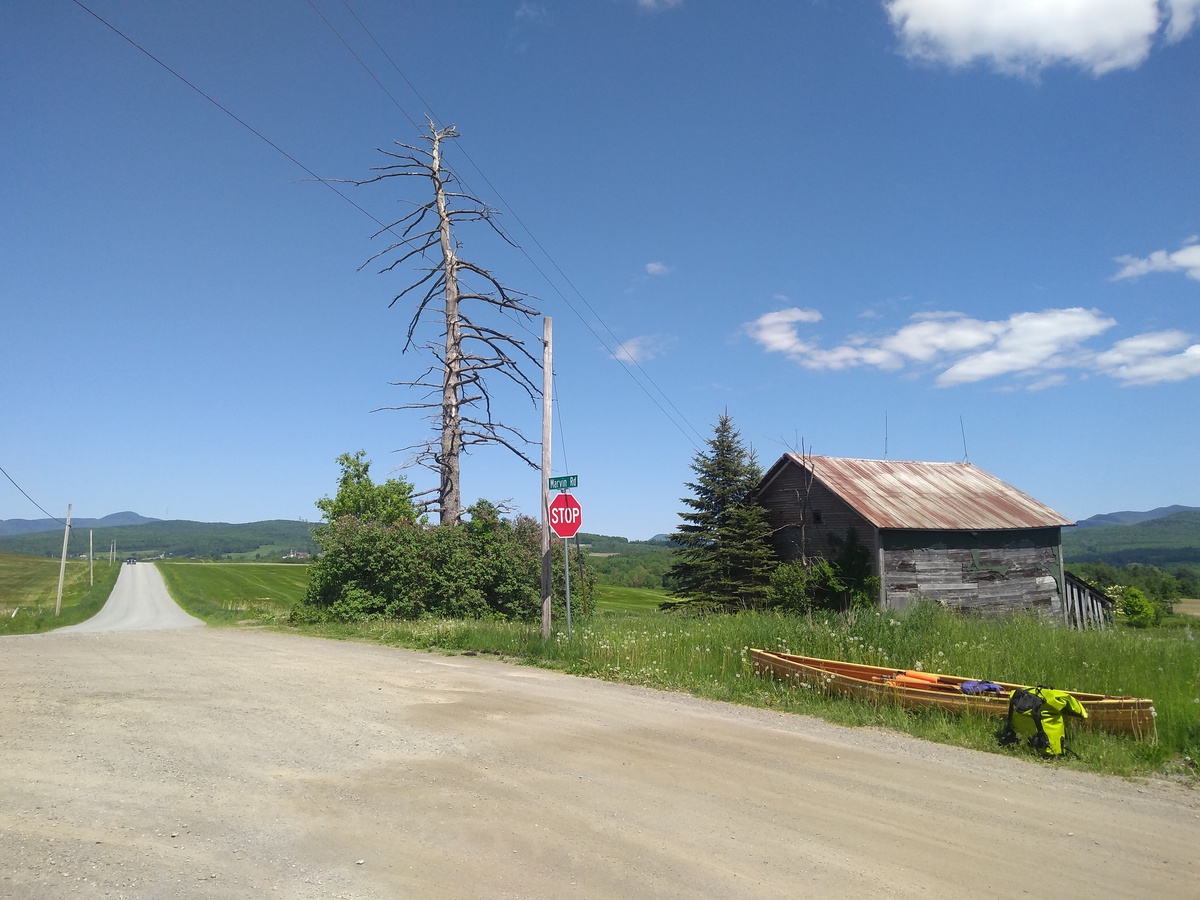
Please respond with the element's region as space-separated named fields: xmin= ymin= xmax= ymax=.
xmin=1 ymin=628 xmax=1196 ymax=899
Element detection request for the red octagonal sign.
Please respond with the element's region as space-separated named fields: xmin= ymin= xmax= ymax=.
xmin=548 ymin=492 xmax=583 ymax=539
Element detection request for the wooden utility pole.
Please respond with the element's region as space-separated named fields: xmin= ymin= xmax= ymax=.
xmin=540 ymin=317 xmax=553 ymax=639
xmin=89 ymin=529 xmax=94 ymax=587
xmin=55 ymin=504 xmax=71 ymax=616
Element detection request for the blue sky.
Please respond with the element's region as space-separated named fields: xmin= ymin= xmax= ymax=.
xmin=2 ymin=0 xmax=1198 ymax=540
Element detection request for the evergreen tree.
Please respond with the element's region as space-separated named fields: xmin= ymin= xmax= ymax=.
xmin=668 ymin=413 xmax=777 ymax=609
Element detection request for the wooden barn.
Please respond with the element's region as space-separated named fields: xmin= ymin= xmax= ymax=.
xmin=756 ymin=454 xmax=1088 ymax=618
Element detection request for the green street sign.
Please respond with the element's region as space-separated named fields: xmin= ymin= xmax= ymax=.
xmin=548 ymin=475 xmax=578 ymax=491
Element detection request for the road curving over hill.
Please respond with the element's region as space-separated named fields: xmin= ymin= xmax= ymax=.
xmin=0 ymin=592 xmax=1197 ymax=897
xmin=58 ymin=561 xmax=203 ymax=634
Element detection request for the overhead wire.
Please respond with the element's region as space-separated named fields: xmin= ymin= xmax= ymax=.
xmin=0 ymin=464 xmax=68 ymax=525
xmin=68 ymin=0 xmax=404 ymax=246
xmin=326 ymin=0 xmax=706 ymax=450
xmin=70 ymin=0 xmax=704 ymax=476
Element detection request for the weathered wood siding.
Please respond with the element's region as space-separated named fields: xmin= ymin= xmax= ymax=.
xmin=880 ymin=528 xmax=1062 ymax=614
xmin=757 ymin=456 xmax=1069 ymax=616
xmin=758 ymin=467 xmax=878 ymax=563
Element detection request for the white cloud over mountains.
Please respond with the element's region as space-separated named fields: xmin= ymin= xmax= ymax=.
xmin=745 ymin=306 xmax=1200 ymax=387
xmin=885 ymin=0 xmax=1200 ymax=75
xmin=1113 ymin=238 xmax=1200 ymax=281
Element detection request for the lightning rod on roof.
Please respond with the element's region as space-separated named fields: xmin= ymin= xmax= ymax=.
xmin=959 ymin=415 xmax=970 ymax=463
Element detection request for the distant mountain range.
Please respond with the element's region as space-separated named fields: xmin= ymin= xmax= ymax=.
xmin=1074 ymin=505 xmax=1200 ymax=528
xmin=0 ymin=515 xmax=316 ymax=560
xmin=0 ymin=511 xmax=160 ymax=536
xmin=1064 ymin=508 xmax=1200 ymax=568
xmin=2 ymin=505 xmax=1195 ymax=569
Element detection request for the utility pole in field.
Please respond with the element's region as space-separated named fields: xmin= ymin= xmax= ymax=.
xmin=55 ymin=504 xmax=71 ymax=616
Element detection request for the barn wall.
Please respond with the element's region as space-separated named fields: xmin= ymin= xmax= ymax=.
xmin=880 ymin=528 xmax=1063 ymax=614
xmin=758 ymin=467 xmax=878 ymax=564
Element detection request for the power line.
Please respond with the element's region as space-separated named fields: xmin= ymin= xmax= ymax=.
xmin=324 ymin=0 xmax=706 ymax=449
xmin=72 ymin=0 xmax=704 ymax=455
xmin=0 ymin=464 xmax=68 ymax=524
xmin=68 ymin=0 xmax=397 ymax=239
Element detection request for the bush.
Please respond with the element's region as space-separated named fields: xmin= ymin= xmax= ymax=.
xmin=1116 ymin=586 xmax=1161 ymax=628
xmin=765 ymin=556 xmax=880 ymax=613
xmin=297 ymin=500 xmax=591 ymax=624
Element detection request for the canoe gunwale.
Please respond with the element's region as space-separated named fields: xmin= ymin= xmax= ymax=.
xmin=749 ymin=649 xmax=1156 ymax=738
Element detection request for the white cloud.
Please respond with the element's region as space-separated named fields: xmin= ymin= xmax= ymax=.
xmin=1166 ymin=0 xmax=1200 ymax=40
xmin=745 ymin=305 xmax=1200 ymax=387
xmin=884 ymin=0 xmax=1199 ymax=76
xmin=1093 ymin=330 xmax=1200 ymax=384
xmin=880 ymin=312 xmax=1000 ymax=364
xmin=935 ymin=308 xmax=1114 ymax=385
xmin=1112 ymin=237 xmax=1200 ymax=281
xmin=515 ymin=3 xmax=546 ymax=21
xmin=612 ymin=334 xmax=669 ymax=364
xmin=637 ymin=0 xmax=683 ymax=11
xmin=645 ymin=261 xmax=672 ymax=276
xmin=742 ymin=308 xmax=823 ymax=355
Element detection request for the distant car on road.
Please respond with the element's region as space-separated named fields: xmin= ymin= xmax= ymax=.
xmin=126 ymin=557 xmax=137 ymax=565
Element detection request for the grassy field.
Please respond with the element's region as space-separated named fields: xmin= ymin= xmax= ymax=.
xmin=157 ymin=560 xmax=309 ymax=626
xmin=593 ymin=584 xmax=669 ymax=613
xmin=0 ymin=552 xmax=123 ymax=635
xmin=1174 ymin=598 xmax=1200 ymax=618
xmin=150 ymin=562 xmax=1200 ymax=781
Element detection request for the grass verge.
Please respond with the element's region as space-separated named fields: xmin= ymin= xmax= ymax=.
xmin=0 ymin=552 xmax=122 ymax=634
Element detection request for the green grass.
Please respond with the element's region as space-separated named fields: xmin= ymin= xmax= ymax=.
xmin=593 ymin=584 xmax=669 ymax=613
xmin=157 ymin=560 xmax=308 ymax=626
xmin=152 ymin=562 xmax=1200 ymax=782
xmin=0 ymin=552 xmax=123 ymax=634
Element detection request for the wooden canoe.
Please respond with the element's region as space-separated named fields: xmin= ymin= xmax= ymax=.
xmin=749 ymin=649 xmax=1156 ymax=738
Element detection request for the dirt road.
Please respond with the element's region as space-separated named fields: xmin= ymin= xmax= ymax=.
xmin=1 ymin=570 xmax=1197 ymax=898
xmin=58 ymin=562 xmax=203 ymax=634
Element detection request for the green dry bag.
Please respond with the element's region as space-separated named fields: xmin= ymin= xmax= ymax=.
xmin=998 ymin=686 xmax=1087 ymax=757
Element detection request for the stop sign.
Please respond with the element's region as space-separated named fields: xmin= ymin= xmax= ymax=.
xmin=548 ymin=492 xmax=583 ymax=539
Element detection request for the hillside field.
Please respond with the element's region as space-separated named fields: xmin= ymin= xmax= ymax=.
xmin=0 ymin=552 xmax=123 ymax=634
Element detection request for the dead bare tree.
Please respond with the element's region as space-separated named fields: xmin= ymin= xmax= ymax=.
xmin=357 ymin=120 xmax=541 ymax=525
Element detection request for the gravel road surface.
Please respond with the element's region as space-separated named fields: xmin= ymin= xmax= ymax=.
xmin=1 ymin=565 xmax=1197 ymax=898
xmin=58 ymin=563 xmax=203 ymax=634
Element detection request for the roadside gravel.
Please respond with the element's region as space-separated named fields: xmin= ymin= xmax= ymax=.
xmin=1 ymin=567 xmax=1197 ymax=898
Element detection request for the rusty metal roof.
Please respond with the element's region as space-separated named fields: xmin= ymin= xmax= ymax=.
xmin=769 ymin=454 xmax=1072 ymax=531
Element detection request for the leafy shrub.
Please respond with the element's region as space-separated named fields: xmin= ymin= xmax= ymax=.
xmin=297 ymin=500 xmax=590 ymax=624
xmin=1116 ymin=586 xmax=1161 ymax=628
xmin=766 ymin=556 xmax=880 ymax=613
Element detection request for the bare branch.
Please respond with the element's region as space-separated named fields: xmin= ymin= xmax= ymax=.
xmin=356 ymin=120 xmax=542 ymax=524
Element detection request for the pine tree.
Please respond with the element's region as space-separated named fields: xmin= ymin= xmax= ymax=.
xmin=668 ymin=413 xmax=777 ymax=609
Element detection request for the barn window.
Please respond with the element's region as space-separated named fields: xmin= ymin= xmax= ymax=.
xmin=812 ymin=510 xmax=823 ymax=524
